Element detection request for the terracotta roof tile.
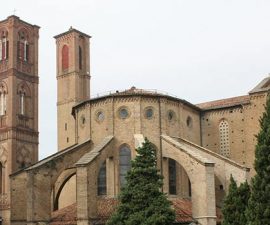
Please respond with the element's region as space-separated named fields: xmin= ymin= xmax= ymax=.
xmin=171 ymin=199 xmax=194 ymax=223
xmin=197 ymin=95 xmax=250 ymax=111
xmin=50 ymin=204 xmax=77 ymax=225
xmin=50 ymin=199 xmax=223 ymax=225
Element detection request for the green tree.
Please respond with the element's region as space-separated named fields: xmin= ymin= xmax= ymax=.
xmin=246 ymin=96 xmax=270 ymax=225
xmin=222 ymin=176 xmax=250 ymax=225
xmin=107 ymin=138 xmax=175 ymax=225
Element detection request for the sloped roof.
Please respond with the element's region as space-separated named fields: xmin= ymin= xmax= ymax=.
xmin=172 ymin=199 xmax=194 ymax=223
xmin=0 ymin=15 xmax=40 ymax=28
xmin=197 ymin=77 xmax=270 ymax=111
xmin=197 ymin=95 xmax=250 ymax=111
xmin=72 ymin=87 xmax=201 ymax=116
xmin=249 ymin=76 xmax=270 ymax=94
xmin=49 ymin=199 xmax=223 ymax=224
xmin=25 ymin=139 xmax=90 ymax=171
xmin=50 ymin=204 xmax=77 ymax=225
xmin=76 ymin=136 xmax=114 ymax=166
xmin=54 ymin=27 xmax=91 ymax=39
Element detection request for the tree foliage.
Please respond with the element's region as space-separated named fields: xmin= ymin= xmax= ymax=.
xmin=107 ymin=138 xmax=175 ymax=225
xmin=246 ymin=95 xmax=270 ymax=225
xmin=222 ymin=176 xmax=250 ymax=225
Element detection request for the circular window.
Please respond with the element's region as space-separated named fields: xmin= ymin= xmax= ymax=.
xmin=96 ymin=111 xmax=105 ymax=122
xmin=186 ymin=116 xmax=193 ymax=128
xmin=168 ymin=110 xmax=175 ymax=122
xmin=145 ymin=107 xmax=154 ymax=119
xmin=119 ymin=107 xmax=129 ymax=119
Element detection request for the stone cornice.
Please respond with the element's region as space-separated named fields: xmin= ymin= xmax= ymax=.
xmin=0 ymin=68 xmax=39 ymax=83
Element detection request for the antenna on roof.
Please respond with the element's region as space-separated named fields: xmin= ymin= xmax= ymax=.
xmin=13 ymin=9 xmax=17 ymax=16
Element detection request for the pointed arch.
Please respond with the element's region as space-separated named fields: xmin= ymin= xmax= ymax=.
xmin=119 ymin=144 xmax=131 ymax=188
xmin=97 ymin=161 xmax=107 ymax=196
xmin=219 ymin=119 xmax=230 ymax=158
xmin=0 ymin=29 xmax=9 ymax=60
xmin=17 ymin=28 xmax=30 ymax=62
xmin=53 ymin=172 xmax=76 ymax=211
xmin=17 ymin=82 xmax=31 ymax=116
xmin=0 ymin=82 xmax=8 ymax=116
xmin=167 ymin=157 xmax=191 ymax=197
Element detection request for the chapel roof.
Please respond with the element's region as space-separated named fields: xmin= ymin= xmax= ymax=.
xmin=197 ymin=76 xmax=270 ymax=111
xmin=72 ymin=87 xmax=201 ymax=115
xmin=49 ymin=199 xmax=222 ymax=225
xmin=197 ymin=95 xmax=250 ymax=111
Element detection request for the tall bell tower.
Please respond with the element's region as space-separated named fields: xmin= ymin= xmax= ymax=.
xmin=54 ymin=28 xmax=91 ymax=151
xmin=0 ymin=15 xmax=39 ymax=224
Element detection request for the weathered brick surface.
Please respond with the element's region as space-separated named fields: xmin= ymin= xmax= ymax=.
xmin=0 ymin=15 xmax=39 ymax=225
xmin=2 ymin=15 xmax=269 ymax=225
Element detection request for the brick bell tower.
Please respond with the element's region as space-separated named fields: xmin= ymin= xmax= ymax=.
xmin=0 ymin=16 xmax=39 ymax=223
xmin=54 ymin=28 xmax=91 ymax=151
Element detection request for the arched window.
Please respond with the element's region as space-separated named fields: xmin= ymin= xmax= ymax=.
xmin=17 ymin=30 xmax=29 ymax=62
xmin=17 ymin=83 xmax=29 ymax=116
xmin=79 ymin=46 xmax=82 ymax=70
xmin=97 ymin=161 xmax=107 ymax=196
xmin=62 ymin=45 xmax=69 ymax=71
xmin=168 ymin=158 xmax=177 ymax=195
xmin=219 ymin=120 xmax=230 ymax=158
xmin=119 ymin=145 xmax=131 ymax=187
xmin=0 ymin=30 xmax=9 ymax=61
xmin=0 ymin=146 xmax=7 ymax=195
xmin=20 ymin=91 xmax=25 ymax=115
xmin=0 ymin=83 xmax=7 ymax=116
xmin=0 ymin=92 xmax=6 ymax=116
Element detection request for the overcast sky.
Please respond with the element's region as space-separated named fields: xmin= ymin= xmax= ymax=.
xmin=2 ymin=0 xmax=270 ymax=159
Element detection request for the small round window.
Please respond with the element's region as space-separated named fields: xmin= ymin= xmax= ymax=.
xmin=145 ymin=107 xmax=154 ymax=119
xmin=96 ymin=111 xmax=105 ymax=122
xmin=186 ymin=116 xmax=193 ymax=128
xmin=168 ymin=110 xmax=175 ymax=122
xmin=119 ymin=107 xmax=129 ymax=119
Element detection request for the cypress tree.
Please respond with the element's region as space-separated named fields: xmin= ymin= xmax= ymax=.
xmin=237 ymin=181 xmax=250 ymax=224
xmin=246 ymin=95 xmax=270 ymax=225
xmin=222 ymin=176 xmax=250 ymax=225
xmin=107 ymin=138 xmax=175 ymax=225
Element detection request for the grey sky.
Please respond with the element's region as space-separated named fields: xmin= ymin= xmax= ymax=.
xmin=2 ymin=0 xmax=269 ymax=159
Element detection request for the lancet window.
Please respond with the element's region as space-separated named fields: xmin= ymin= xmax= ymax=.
xmin=169 ymin=158 xmax=177 ymax=195
xmin=219 ymin=120 xmax=230 ymax=158
xmin=0 ymin=83 xmax=7 ymax=116
xmin=18 ymin=30 xmax=29 ymax=62
xmin=0 ymin=30 xmax=9 ymax=61
xmin=119 ymin=145 xmax=131 ymax=187
xmin=62 ymin=45 xmax=69 ymax=71
xmin=97 ymin=161 xmax=107 ymax=196
xmin=17 ymin=83 xmax=29 ymax=116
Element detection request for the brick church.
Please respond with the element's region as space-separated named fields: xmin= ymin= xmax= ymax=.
xmin=0 ymin=15 xmax=269 ymax=225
